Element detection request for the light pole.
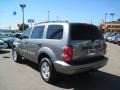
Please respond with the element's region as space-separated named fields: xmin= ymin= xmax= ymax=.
xmin=105 ymin=13 xmax=108 ymax=23
xmin=110 ymin=13 xmax=115 ymax=31
xmin=104 ymin=13 xmax=108 ymax=31
xmin=20 ymin=4 xmax=26 ymax=31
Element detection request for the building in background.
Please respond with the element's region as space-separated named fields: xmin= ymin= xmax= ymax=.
xmin=99 ymin=19 xmax=120 ymax=32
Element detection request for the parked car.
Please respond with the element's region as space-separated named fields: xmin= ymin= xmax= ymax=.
xmin=106 ymin=33 xmax=118 ymax=42
xmin=104 ymin=32 xmax=112 ymax=41
xmin=104 ymin=32 xmax=112 ymax=40
xmin=115 ymin=37 xmax=120 ymax=45
xmin=5 ymin=32 xmax=14 ymax=37
xmin=0 ymin=39 xmax=8 ymax=50
xmin=0 ymin=33 xmax=15 ymax=48
xmin=12 ymin=21 xmax=108 ymax=83
xmin=111 ymin=34 xmax=120 ymax=43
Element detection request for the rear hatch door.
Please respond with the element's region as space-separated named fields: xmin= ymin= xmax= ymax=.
xmin=69 ymin=23 xmax=104 ymax=60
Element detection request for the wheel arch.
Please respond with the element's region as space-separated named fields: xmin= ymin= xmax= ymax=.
xmin=37 ymin=47 xmax=57 ymax=64
xmin=38 ymin=53 xmax=51 ymax=63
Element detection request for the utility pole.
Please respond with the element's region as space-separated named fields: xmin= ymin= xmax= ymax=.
xmin=57 ymin=16 xmax=58 ymax=21
xmin=20 ymin=4 xmax=26 ymax=31
xmin=48 ymin=10 xmax=50 ymax=21
xmin=110 ymin=13 xmax=115 ymax=32
xmin=9 ymin=26 xmax=11 ymax=31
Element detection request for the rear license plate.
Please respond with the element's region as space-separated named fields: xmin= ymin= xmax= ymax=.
xmin=88 ymin=49 xmax=96 ymax=55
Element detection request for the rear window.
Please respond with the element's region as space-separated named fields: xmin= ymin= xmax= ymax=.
xmin=70 ymin=24 xmax=104 ymax=40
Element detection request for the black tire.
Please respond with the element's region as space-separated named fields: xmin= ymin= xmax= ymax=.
xmin=39 ymin=57 xmax=57 ymax=83
xmin=12 ymin=48 xmax=22 ymax=63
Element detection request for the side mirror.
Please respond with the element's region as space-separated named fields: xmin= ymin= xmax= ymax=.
xmin=15 ymin=34 xmax=22 ymax=39
xmin=19 ymin=36 xmax=22 ymax=39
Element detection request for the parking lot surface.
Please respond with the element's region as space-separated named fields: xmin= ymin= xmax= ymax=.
xmin=0 ymin=42 xmax=120 ymax=90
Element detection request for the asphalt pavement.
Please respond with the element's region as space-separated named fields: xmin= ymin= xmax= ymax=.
xmin=0 ymin=42 xmax=120 ymax=90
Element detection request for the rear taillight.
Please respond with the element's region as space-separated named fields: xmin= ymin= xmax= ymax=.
xmin=62 ymin=45 xmax=73 ymax=62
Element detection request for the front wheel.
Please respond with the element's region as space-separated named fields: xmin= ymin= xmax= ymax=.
xmin=12 ymin=48 xmax=22 ymax=62
xmin=39 ymin=57 xmax=57 ymax=83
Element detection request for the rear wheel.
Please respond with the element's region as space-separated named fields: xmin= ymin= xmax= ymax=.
xmin=39 ymin=57 xmax=57 ymax=83
xmin=12 ymin=48 xmax=22 ymax=62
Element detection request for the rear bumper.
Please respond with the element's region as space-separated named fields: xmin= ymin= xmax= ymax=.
xmin=53 ymin=56 xmax=108 ymax=74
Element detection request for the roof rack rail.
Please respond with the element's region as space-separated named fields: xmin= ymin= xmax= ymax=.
xmin=35 ymin=20 xmax=68 ymax=25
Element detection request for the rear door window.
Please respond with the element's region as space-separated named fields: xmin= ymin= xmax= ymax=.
xmin=70 ymin=24 xmax=104 ymax=40
xmin=46 ymin=25 xmax=63 ymax=39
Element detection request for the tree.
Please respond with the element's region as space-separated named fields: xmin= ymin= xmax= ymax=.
xmin=18 ymin=23 xmax=29 ymax=31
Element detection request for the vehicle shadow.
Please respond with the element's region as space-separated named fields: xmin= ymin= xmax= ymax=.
xmin=19 ymin=59 xmax=39 ymax=71
xmin=52 ymin=71 xmax=120 ymax=90
xmin=0 ymin=49 xmax=10 ymax=54
xmin=18 ymin=59 xmax=120 ymax=90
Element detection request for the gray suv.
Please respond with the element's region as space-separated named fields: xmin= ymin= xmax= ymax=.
xmin=12 ymin=21 xmax=108 ymax=82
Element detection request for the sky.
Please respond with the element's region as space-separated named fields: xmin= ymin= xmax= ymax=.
xmin=0 ymin=0 xmax=120 ymax=29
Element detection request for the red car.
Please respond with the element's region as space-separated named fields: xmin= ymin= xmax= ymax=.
xmin=116 ymin=37 xmax=120 ymax=45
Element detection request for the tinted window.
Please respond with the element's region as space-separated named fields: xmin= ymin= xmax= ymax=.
xmin=70 ymin=24 xmax=104 ymax=40
xmin=22 ymin=28 xmax=31 ymax=39
xmin=31 ymin=26 xmax=44 ymax=39
xmin=46 ymin=25 xmax=63 ymax=39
